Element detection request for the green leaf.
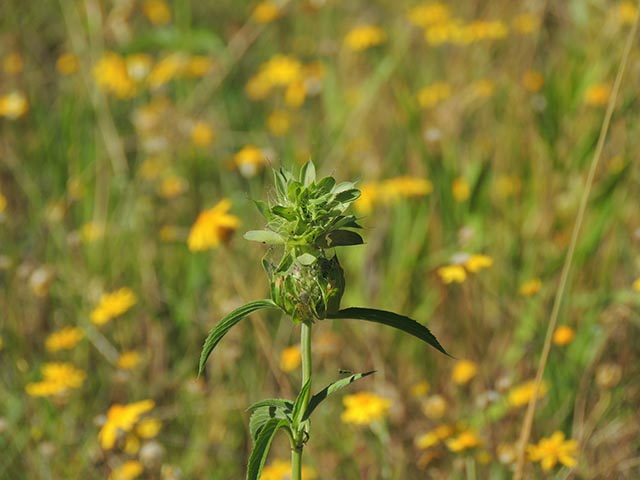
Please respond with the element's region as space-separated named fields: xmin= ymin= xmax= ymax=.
xmin=328 ymin=307 xmax=450 ymax=357
xmin=244 ymin=230 xmax=285 ymax=245
xmin=315 ymin=176 xmax=336 ymax=194
xmin=334 ymin=189 xmax=361 ymax=204
xmin=303 ymin=371 xmax=376 ymax=421
xmin=274 ymin=169 xmax=289 ymax=198
xmin=318 ymin=230 xmax=364 ymax=248
xmin=296 ymin=253 xmax=317 ymax=265
xmin=246 ymin=418 xmax=291 ymax=480
xmin=291 ymin=378 xmax=312 ymax=427
xmin=253 ymin=200 xmax=272 ymax=220
xmin=248 ymin=399 xmax=294 ymax=440
xmin=332 ymin=181 xmax=357 ymax=194
xmin=300 ymin=161 xmax=316 ymax=186
xmin=271 ymin=206 xmax=296 ymax=221
xmin=199 ymin=299 xmax=279 ymax=375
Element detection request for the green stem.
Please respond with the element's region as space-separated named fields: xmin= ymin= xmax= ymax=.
xmin=292 ymin=321 xmax=312 ymax=480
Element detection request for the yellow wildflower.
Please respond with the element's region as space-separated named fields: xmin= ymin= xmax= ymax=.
xmin=344 ymin=25 xmax=387 ymax=52
xmin=93 ymin=52 xmax=136 ymax=98
xmin=90 ymin=288 xmax=137 ymax=325
xmin=185 ymin=55 xmax=214 ymax=77
xmin=0 ymin=91 xmax=29 ymax=118
xmin=191 ymin=121 xmax=215 ymax=147
xmin=117 ymin=351 xmax=141 ymax=370
xmin=507 ymin=380 xmax=548 ymax=408
xmin=522 ymin=70 xmax=544 ymax=92
xmin=410 ymin=381 xmax=430 ymax=397
xmin=465 ymin=21 xmax=508 ymax=41
xmin=633 ymin=278 xmax=640 ymax=291
xmin=382 ymin=176 xmax=433 ymax=198
xmin=417 ymin=82 xmax=452 ymax=108
xmin=285 ymin=80 xmax=306 ymax=108
xmin=25 ymin=362 xmax=86 ymax=397
xmin=464 ymin=254 xmax=493 ymax=273
xmin=45 ymin=327 xmax=84 ymax=353
xmin=341 ymin=392 xmax=391 ymax=425
xmin=584 ymin=83 xmax=611 ymax=106
xmin=252 ymin=1 xmax=281 ymax=24
xmin=136 ymin=417 xmax=162 ymax=438
xmin=187 ymin=199 xmax=241 ymax=251
xmin=421 ymin=394 xmax=447 ymax=419
xmin=512 ymin=13 xmax=540 ymax=34
xmin=527 ymin=431 xmax=578 ymax=471
xmin=407 ymin=3 xmax=451 ymax=28
xmin=80 ymin=221 xmax=105 ymax=243
xmin=147 ymin=53 xmax=185 ymax=89
xmin=354 ymin=183 xmax=378 ymax=215
xmin=233 ymin=145 xmax=268 ymax=178
xmin=415 ymin=424 xmax=454 ymax=449
xmin=142 ymin=0 xmax=171 ymax=25
xmin=138 ymin=156 xmax=167 ymax=181
xmin=245 ymin=74 xmax=272 ymax=100
xmin=267 ymin=110 xmax=291 ymax=136
xmin=425 ymin=20 xmax=465 ymax=46
xmin=260 ymin=55 xmax=303 ymax=86
xmin=261 ymin=459 xmax=317 ymax=480
xmin=99 ymin=399 xmax=155 ymax=450
xmin=552 ymin=326 xmax=575 ymax=346
xmin=3 ymin=52 xmax=24 ymax=74
xmin=618 ymin=1 xmax=638 ymax=24
xmin=470 ymin=79 xmax=495 ymax=99
xmin=438 ymin=265 xmax=466 ymax=284
xmin=519 ymin=278 xmax=542 ymax=296
xmin=125 ymin=53 xmax=153 ymax=82
xmin=452 ymin=359 xmax=478 ymax=385
xmin=447 ymin=430 xmax=482 ymax=452
xmin=452 ymin=177 xmax=470 ymax=202
xmin=158 ymin=175 xmax=188 ymax=199
xmin=56 ymin=53 xmax=79 ymax=75
xmin=279 ymin=346 xmax=302 ymax=372
xmin=109 ymin=460 xmax=144 ymax=480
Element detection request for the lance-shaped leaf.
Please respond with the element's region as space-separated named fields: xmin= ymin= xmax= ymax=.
xmin=291 ymin=378 xmax=312 ymax=427
xmin=302 ymin=371 xmax=376 ymax=421
xmin=328 ymin=308 xmax=449 ymax=357
xmin=317 ymin=230 xmax=364 ymax=248
xmin=244 ymin=230 xmax=285 ymax=245
xmin=300 ymin=160 xmax=316 ymax=186
xmin=248 ymin=399 xmax=294 ymax=440
xmin=246 ymin=418 xmax=291 ymax=480
xmin=199 ymin=299 xmax=279 ymax=375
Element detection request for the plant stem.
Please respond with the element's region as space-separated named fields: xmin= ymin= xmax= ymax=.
xmin=292 ymin=321 xmax=312 ymax=480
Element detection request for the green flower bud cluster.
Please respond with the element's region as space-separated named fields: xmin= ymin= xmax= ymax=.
xmin=244 ymin=162 xmax=363 ymax=323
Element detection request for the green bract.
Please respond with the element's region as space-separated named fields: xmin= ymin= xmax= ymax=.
xmin=244 ymin=161 xmax=363 ymax=322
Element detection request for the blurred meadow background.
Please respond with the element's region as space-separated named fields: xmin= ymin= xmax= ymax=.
xmin=1 ymin=0 xmax=640 ymax=478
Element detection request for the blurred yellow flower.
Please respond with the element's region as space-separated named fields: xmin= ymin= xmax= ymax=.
xmin=117 ymin=351 xmax=141 ymax=370
xmin=382 ymin=176 xmax=433 ymax=198
xmin=125 ymin=53 xmax=153 ymax=82
xmin=187 ymin=199 xmax=241 ymax=251
xmin=138 ymin=156 xmax=167 ymax=181
xmin=99 ymin=399 xmax=155 ymax=450
xmin=109 ymin=460 xmax=143 ymax=480
xmin=136 ymin=417 xmax=162 ymax=439
xmin=25 ymin=362 xmax=86 ymax=397
xmin=0 ymin=91 xmax=29 ymax=118
xmin=452 ymin=177 xmax=470 ymax=202
xmin=425 ymin=20 xmax=465 ymax=46
xmin=421 ymin=394 xmax=447 ymax=419
xmin=267 ymin=110 xmax=291 ymax=136
xmin=45 ymin=327 xmax=84 ymax=353
xmin=552 ymin=326 xmax=575 ymax=346
xmin=464 ymin=254 xmax=493 ymax=273
xmin=495 ymin=174 xmax=522 ymax=198
xmin=279 ymin=346 xmax=302 ymax=372
xmin=285 ymin=80 xmax=306 ymax=108
xmin=470 ymin=79 xmax=495 ymax=99
xmin=234 ymin=145 xmax=268 ymax=178
xmin=512 ymin=13 xmax=540 ymax=34
xmin=522 ymin=70 xmax=544 ymax=92
xmin=3 ymin=52 xmax=24 ymax=74
xmin=618 ymin=1 xmax=638 ymax=24
xmin=507 ymin=380 xmax=548 ymax=408
xmin=344 ymin=25 xmax=386 ymax=52
xmin=142 ymin=0 xmax=171 ymax=25
xmin=410 ymin=380 xmax=430 ymax=397
xmin=185 ymin=55 xmax=214 ymax=77
xmin=191 ymin=121 xmax=215 ymax=146
xmin=80 ymin=221 xmax=105 ymax=242
xmin=407 ymin=3 xmax=451 ymax=28
xmin=584 ymin=83 xmax=611 ymax=106
xmin=452 ymin=359 xmax=478 ymax=385
xmin=527 ymin=431 xmax=578 ymax=471
xmin=438 ymin=265 xmax=466 ymax=284
xmin=446 ymin=430 xmax=482 ymax=452
xmin=252 ymin=1 xmax=281 ymax=24
xmin=0 ymin=192 xmax=6 ymax=213
xmin=415 ymin=424 xmax=454 ymax=449
xmin=29 ymin=265 xmax=55 ymax=298
xmin=519 ymin=278 xmax=542 ymax=296
xmin=158 ymin=175 xmax=188 ymax=199
xmin=91 ymin=288 xmax=137 ymax=325
xmin=261 ymin=459 xmax=317 ymax=480
xmin=633 ymin=278 xmax=640 ymax=291
xmin=465 ymin=21 xmax=508 ymax=41
xmin=341 ymin=392 xmax=391 ymax=425
xmin=93 ymin=52 xmax=137 ymax=98
xmin=354 ymin=183 xmax=378 ymax=215
xmin=417 ymin=82 xmax=452 ymax=108
xmin=147 ymin=53 xmax=185 ymax=89
xmin=260 ymin=55 xmax=303 ymax=86
xmin=56 ymin=53 xmax=79 ymax=75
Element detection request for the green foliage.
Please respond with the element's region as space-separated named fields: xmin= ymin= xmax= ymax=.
xmin=246 ymin=418 xmax=292 ymax=480
xmin=303 ymin=371 xmax=376 ymax=421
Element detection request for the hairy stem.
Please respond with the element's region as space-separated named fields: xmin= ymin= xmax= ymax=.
xmin=292 ymin=321 xmax=312 ymax=480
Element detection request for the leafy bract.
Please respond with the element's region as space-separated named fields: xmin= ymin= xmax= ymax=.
xmin=198 ymin=299 xmax=279 ymax=375
xmin=328 ymin=307 xmax=450 ymax=357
